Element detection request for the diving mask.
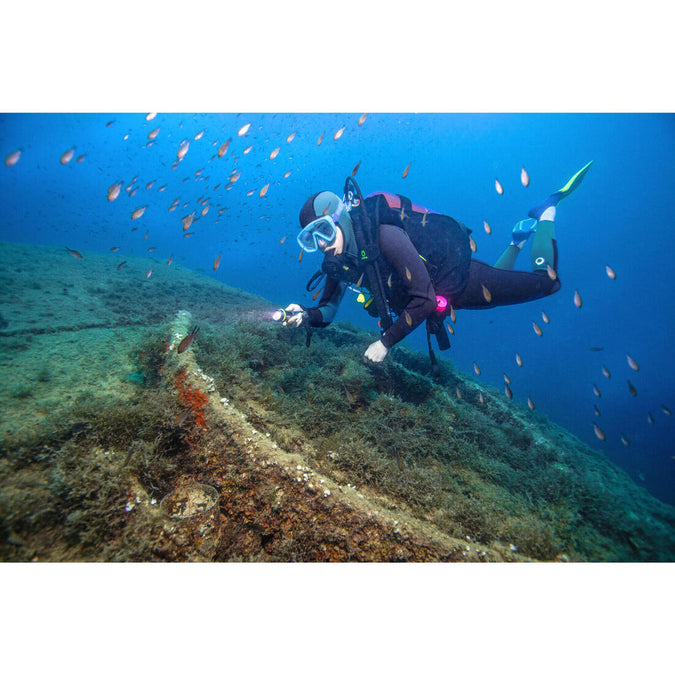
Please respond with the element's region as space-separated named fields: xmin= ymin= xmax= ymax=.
xmin=297 ymin=216 xmax=338 ymax=253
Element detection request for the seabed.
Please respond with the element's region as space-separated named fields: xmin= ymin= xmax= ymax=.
xmin=1 ymin=241 xmax=674 ymax=562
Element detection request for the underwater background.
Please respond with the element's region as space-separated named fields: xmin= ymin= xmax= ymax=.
xmin=2 ymin=112 xmax=673 ymax=505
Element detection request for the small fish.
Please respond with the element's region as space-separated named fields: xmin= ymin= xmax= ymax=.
xmin=174 ymin=411 xmax=190 ymax=426
xmin=286 ymin=132 xmax=296 ymax=143
xmin=593 ymin=384 xmax=602 ymax=398
xmin=269 ymin=147 xmax=280 ymax=159
xmin=143 ymin=230 xmax=149 ymax=240
xmin=626 ymin=354 xmax=640 ymax=371
xmin=402 ymin=163 xmax=411 ymax=179
xmin=129 ymin=187 xmax=138 ymax=197
xmin=456 ymin=387 xmax=462 ymax=399
xmin=76 ymin=154 xmax=85 ymax=163
xmin=117 ymin=261 xmax=127 ymax=270
xmin=182 ymin=212 xmax=194 ymax=231
xmin=527 ymin=397 xmax=535 ymax=411
xmin=405 ymin=267 xmax=412 ymax=282
xmin=194 ymin=130 xmax=204 ymax=140
xmin=478 ymin=392 xmax=485 ymax=405
xmin=356 ymin=272 xmax=364 ymax=288
xmin=167 ymin=254 xmax=173 ymax=265
xmin=589 ymin=347 xmax=604 ymax=352
xmin=312 ymin=285 xmax=324 ymax=302
xmin=201 ymin=205 xmax=209 ymax=217
xmin=503 ymin=373 xmax=511 ymax=384
xmin=238 ymin=123 xmax=251 ymax=136
xmin=620 ymin=435 xmax=630 ymax=446
xmin=243 ymin=145 xmax=253 ymax=154
xmin=505 ymin=383 xmax=513 ymax=400
xmin=400 ymin=206 xmax=406 ymax=221
xmin=495 ymin=178 xmax=504 ymax=195
xmin=515 ymin=353 xmax=523 ymax=367
xmin=606 ymin=265 xmax=616 ymax=280
xmin=217 ymin=139 xmax=231 ymax=158
xmin=343 ymin=385 xmax=355 ymax=404
xmin=662 ymin=405 xmax=672 ymax=416
xmin=352 ymin=161 xmax=361 ymax=176
xmin=387 ymin=273 xmax=393 ymax=289
xmin=481 ymin=284 xmax=492 ymax=303
xmin=4 ymin=149 xmax=21 ymax=166
xmin=358 ymin=113 xmax=368 ymax=126
xmin=283 ymin=170 xmax=292 ymax=179
xmin=65 ymin=247 xmax=83 ymax=259
xmin=131 ymin=206 xmax=147 ymax=220
xmin=145 ymin=112 xmax=157 ymax=121
xmin=148 ymin=128 xmax=160 ymax=140
xmin=60 ymin=148 xmax=75 ymax=165
xmin=449 ymin=307 xmax=456 ymax=323
xmin=146 ymin=180 xmax=155 ymax=190
xmin=546 ymin=264 xmax=557 ymax=281
xmin=280 ymin=236 xmax=287 ymax=245
xmin=246 ymin=189 xmax=255 ymax=197
xmin=213 ymin=253 xmax=221 ymax=271
xmin=627 ymin=380 xmax=638 ymax=397
xmin=177 ymin=326 xmax=199 ymax=354
xmin=602 ymin=365 xmax=611 ymax=379
xmin=447 ymin=323 xmax=454 ymax=335
xmin=317 ymin=133 xmax=324 ymax=146
xmin=647 ymin=412 xmax=655 ymax=424
xmin=469 ymin=235 xmax=477 ymax=253
xmin=532 ymin=321 xmax=543 ymax=336
xmin=593 ymin=424 xmax=606 ymax=441
xmin=520 ymin=166 xmax=530 ymax=187
xmin=333 ymin=127 xmax=345 ymax=140
xmin=107 ymin=182 xmax=123 ymax=201
xmin=177 ymin=142 xmax=190 ymax=161
xmin=298 ymin=249 xmax=304 ymax=263
xmin=473 ymin=362 xmax=481 ymax=376
xmin=110 ymin=246 xmax=120 ymax=252
xmin=183 ymin=232 xmax=195 ymax=238
xmin=594 ymin=404 xmax=601 ymax=417
xmin=483 ymin=220 xmax=491 ymax=235
xmin=404 ymin=310 xmax=412 ymax=326
xmin=573 ymin=289 xmax=583 ymax=308
xmin=421 ymin=212 xmax=427 ymax=227
xmin=259 ymin=183 xmax=269 ymax=198
xmin=541 ymin=311 xmax=550 ymax=324
xmin=146 ymin=268 xmax=153 ymax=279
xmin=147 ymin=246 xmax=157 ymax=252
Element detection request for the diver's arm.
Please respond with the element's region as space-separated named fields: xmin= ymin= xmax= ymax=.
xmin=378 ymin=224 xmax=437 ymax=348
xmin=306 ymin=277 xmax=347 ymax=327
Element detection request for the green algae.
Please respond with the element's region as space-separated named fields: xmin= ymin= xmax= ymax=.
xmin=1 ymin=240 xmax=674 ymax=562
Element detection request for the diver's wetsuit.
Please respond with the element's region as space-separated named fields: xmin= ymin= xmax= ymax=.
xmin=305 ymin=191 xmax=561 ymax=349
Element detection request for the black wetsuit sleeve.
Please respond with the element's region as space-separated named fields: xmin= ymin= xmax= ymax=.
xmin=306 ymin=276 xmax=347 ymax=327
xmin=378 ymin=224 xmax=437 ymax=349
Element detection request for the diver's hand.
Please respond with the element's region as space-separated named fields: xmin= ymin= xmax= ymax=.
xmin=283 ymin=304 xmax=306 ymax=327
xmin=364 ymin=339 xmax=388 ymax=363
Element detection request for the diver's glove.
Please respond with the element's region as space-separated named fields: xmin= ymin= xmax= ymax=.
xmin=283 ymin=304 xmax=308 ymax=327
xmin=364 ymin=339 xmax=389 ymax=363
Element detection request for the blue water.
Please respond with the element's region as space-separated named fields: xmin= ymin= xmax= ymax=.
xmin=1 ymin=112 xmax=673 ymax=504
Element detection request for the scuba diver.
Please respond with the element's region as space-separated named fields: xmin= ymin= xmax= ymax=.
xmin=280 ymin=161 xmax=593 ymax=374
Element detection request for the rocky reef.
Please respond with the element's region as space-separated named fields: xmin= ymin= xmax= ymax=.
xmin=1 ymin=241 xmax=673 ymax=562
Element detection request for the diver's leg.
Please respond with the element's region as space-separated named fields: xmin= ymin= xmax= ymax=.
xmin=494 ymin=244 xmax=520 ymax=270
xmin=530 ymin=217 xmax=556 ymax=272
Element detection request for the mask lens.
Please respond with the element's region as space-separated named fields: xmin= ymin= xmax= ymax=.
xmin=297 ymin=216 xmax=337 ymax=252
